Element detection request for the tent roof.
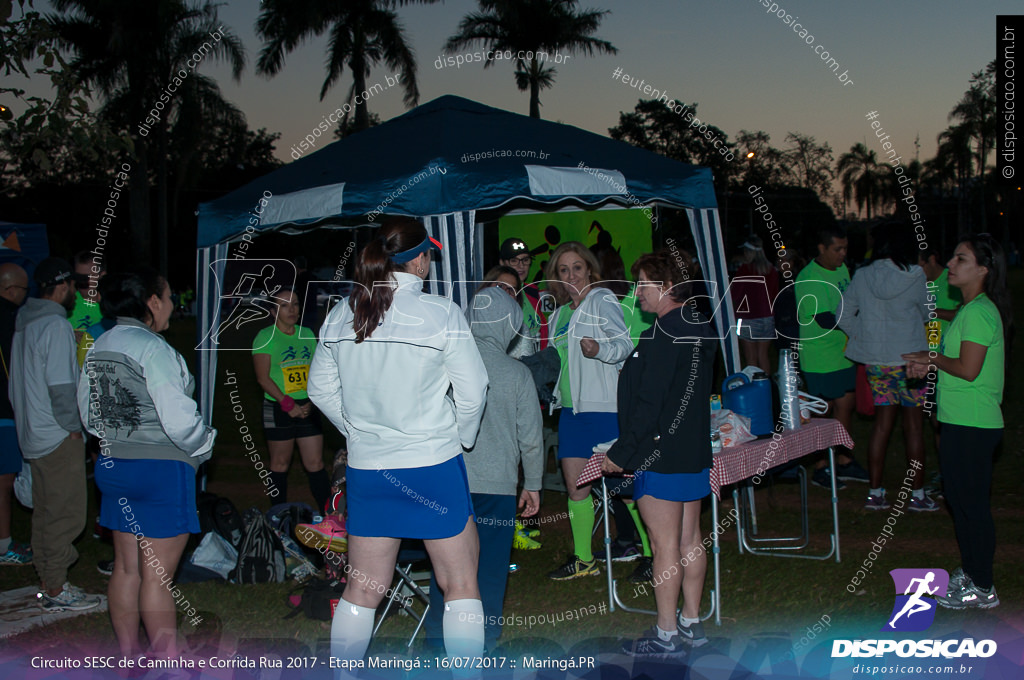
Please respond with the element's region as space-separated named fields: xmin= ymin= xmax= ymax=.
xmin=197 ymin=95 xmax=717 ymax=248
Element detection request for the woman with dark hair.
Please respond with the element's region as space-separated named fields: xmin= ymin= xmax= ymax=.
xmin=543 ymin=241 xmax=633 ymax=581
xmin=308 ymin=217 xmax=489 ymax=664
xmin=904 ymin=234 xmax=1011 ymax=610
xmin=252 ymin=287 xmax=329 ymax=511
xmin=602 ymin=250 xmax=717 ymax=656
xmin=839 ymin=222 xmax=934 ymax=512
xmin=730 ymin=235 xmax=779 ymax=374
xmin=78 ymin=271 xmax=216 ymax=658
xmin=479 ymin=264 xmax=523 ymax=305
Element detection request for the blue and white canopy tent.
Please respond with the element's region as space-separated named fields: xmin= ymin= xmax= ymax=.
xmin=195 ymin=95 xmax=738 ymax=422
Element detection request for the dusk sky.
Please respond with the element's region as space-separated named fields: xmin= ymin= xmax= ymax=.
xmin=17 ymin=1 xmax=1015 ymax=169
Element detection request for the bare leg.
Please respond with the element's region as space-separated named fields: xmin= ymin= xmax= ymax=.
xmin=267 ymin=439 xmax=294 ymax=473
xmin=137 ymin=534 xmax=189 ymax=658
xmin=678 ymin=499 xmax=706 ymax=620
xmin=755 ymin=341 xmax=772 ymax=375
xmin=296 ymin=435 xmax=325 ymax=472
xmin=816 ymin=391 xmax=856 ymax=468
xmin=739 ymin=338 xmax=757 ymax=372
xmin=868 ymin=405 xmax=897 ymax=488
xmin=343 ymin=534 xmax=401 ymax=609
xmin=424 ymin=516 xmax=481 ymax=602
xmin=902 ymin=405 xmax=925 ymax=490
xmin=109 ymin=530 xmax=143 ymax=657
xmin=636 ymin=496 xmax=683 ymax=632
xmin=560 ymin=457 xmax=592 ymax=502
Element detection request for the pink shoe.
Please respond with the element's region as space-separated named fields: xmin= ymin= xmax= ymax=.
xmin=296 ymin=515 xmax=347 ymax=553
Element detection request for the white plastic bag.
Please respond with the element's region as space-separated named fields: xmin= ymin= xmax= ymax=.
xmin=189 ymin=531 xmax=238 ymax=579
xmin=711 ymin=409 xmax=756 ymax=448
xmin=13 ymin=462 xmax=32 ymax=509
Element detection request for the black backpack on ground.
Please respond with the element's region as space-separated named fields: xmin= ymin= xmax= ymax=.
xmin=284 ymin=577 xmax=346 ymax=621
xmin=197 ymin=491 xmax=246 ymax=549
xmin=232 ymin=507 xmax=286 ymax=584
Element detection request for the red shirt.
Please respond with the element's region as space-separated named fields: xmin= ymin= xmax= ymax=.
xmin=730 ymin=263 xmax=780 ymax=320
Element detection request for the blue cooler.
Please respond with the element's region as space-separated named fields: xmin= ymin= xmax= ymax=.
xmin=722 ymin=372 xmax=773 ymax=436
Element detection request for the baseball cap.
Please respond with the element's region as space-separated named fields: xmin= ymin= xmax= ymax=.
xmin=500 ymin=238 xmax=530 ymax=260
xmin=34 ymin=257 xmax=73 ymax=289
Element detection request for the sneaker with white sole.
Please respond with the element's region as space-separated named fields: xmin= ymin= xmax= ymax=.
xmin=676 ymin=612 xmax=709 ymax=647
xmin=37 ymin=582 xmax=102 ymax=612
xmin=0 ymin=542 xmax=32 ymax=566
xmin=946 ymin=567 xmax=969 ymax=596
xmin=835 ymin=459 xmax=870 ymax=483
xmin=547 ymin=554 xmax=599 ymax=581
xmin=937 ymin=576 xmax=999 ymax=610
xmin=908 ymin=495 xmax=941 ymax=512
xmin=295 ymin=515 xmax=347 ymax=553
xmin=864 ymin=493 xmax=890 ymax=510
xmin=621 ymin=626 xmax=687 ymax=658
xmin=595 ymin=541 xmax=642 ymax=562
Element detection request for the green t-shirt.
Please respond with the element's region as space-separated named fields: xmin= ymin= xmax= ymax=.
xmin=550 ymin=305 xmax=575 ymax=408
xmin=252 ymin=324 xmax=316 ymax=401
xmin=937 ymin=294 xmax=1003 ymax=428
xmin=926 ymin=269 xmax=962 ymax=349
xmin=68 ymin=291 xmax=102 ymax=331
xmin=621 ymin=287 xmax=654 ymax=347
xmin=795 ymin=260 xmax=852 ymax=373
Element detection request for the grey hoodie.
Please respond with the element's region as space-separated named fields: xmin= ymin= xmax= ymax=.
xmin=464 ymin=289 xmax=543 ymax=496
xmin=839 ymin=259 xmax=929 ymax=365
xmin=9 ymin=298 xmax=81 ymax=458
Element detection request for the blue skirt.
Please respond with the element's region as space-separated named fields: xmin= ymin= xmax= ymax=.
xmin=557 ymin=410 xmax=619 ymax=460
xmin=347 ymin=454 xmax=474 ymax=539
xmin=633 ymin=468 xmax=711 ymax=503
xmin=97 ymin=458 xmax=200 ymax=537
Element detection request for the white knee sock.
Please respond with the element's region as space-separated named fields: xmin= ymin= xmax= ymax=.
xmin=443 ymin=598 xmax=485 ymax=658
xmin=331 ymin=597 xmax=375 ymax=669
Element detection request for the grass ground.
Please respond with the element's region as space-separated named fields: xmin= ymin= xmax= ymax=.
xmin=2 ymin=271 xmax=1022 ymax=668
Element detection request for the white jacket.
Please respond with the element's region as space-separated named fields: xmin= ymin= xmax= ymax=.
xmin=308 ymin=272 xmax=489 ymax=470
xmin=550 ymin=286 xmax=633 ymax=414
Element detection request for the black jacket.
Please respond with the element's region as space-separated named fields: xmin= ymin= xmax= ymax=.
xmin=0 ymin=296 xmax=19 ymax=420
xmin=607 ymin=302 xmax=717 ymax=475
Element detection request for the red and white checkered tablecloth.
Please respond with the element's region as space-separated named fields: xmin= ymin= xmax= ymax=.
xmin=575 ymin=418 xmax=853 ymax=498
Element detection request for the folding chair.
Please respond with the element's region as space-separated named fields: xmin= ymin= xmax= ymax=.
xmin=372 ymin=540 xmax=432 ymax=647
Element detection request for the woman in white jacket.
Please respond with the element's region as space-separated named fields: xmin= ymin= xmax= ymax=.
xmin=307 ymin=218 xmax=489 ymax=667
xmin=543 ymin=242 xmax=633 ymax=581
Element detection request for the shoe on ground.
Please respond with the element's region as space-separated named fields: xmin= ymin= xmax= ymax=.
xmin=947 ymin=567 xmax=969 ymax=596
xmin=0 ymin=543 xmax=32 ymax=566
xmin=595 ymin=541 xmax=641 ymax=563
xmin=97 ymin=559 xmax=114 ymax=576
xmin=937 ymin=576 xmax=999 ymax=610
xmin=512 ymin=527 xmax=541 ymax=550
xmin=628 ymin=556 xmax=654 ymax=584
xmin=676 ymin=612 xmax=709 ymax=647
xmin=621 ymin=626 xmax=686 ymax=657
xmin=908 ymin=495 xmax=941 ymax=512
xmin=547 ymin=554 xmax=599 ymax=581
xmin=811 ymin=468 xmax=847 ymax=491
xmin=295 ymin=515 xmax=347 ymax=553
xmin=37 ymin=582 xmax=102 ymax=612
xmin=835 ymin=459 xmax=870 ymax=483
xmin=864 ymin=492 xmax=890 ymax=510
xmin=515 ymin=520 xmax=540 ymax=538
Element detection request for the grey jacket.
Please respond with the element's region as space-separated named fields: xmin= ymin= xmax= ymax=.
xmin=839 ymin=259 xmax=929 ymax=366
xmin=464 ymin=289 xmax=543 ymax=496
xmin=9 ymin=298 xmax=81 ymax=458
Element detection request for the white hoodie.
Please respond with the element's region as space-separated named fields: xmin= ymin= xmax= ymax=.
xmin=839 ymin=259 xmax=929 ymax=365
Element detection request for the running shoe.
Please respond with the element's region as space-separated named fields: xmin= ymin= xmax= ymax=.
xmin=676 ymin=612 xmax=709 ymax=647
xmin=836 ymin=459 xmax=870 ymax=483
xmin=97 ymin=559 xmax=114 ymax=576
xmin=864 ymin=493 xmax=890 ymax=511
xmin=946 ymin=567 xmax=969 ymax=596
xmin=621 ymin=626 xmax=687 ymax=658
xmin=628 ymin=556 xmax=653 ymax=583
xmin=937 ymin=577 xmax=999 ymax=610
xmin=908 ymin=495 xmax=941 ymax=512
xmin=515 ymin=520 xmax=540 ymax=538
xmin=811 ymin=468 xmax=847 ymax=490
xmin=0 ymin=543 xmax=32 ymax=566
xmin=295 ymin=514 xmax=347 ymax=553
xmin=547 ymin=554 xmax=599 ymax=581
xmin=512 ymin=528 xmax=542 ymax=550
xmin=37 ymin=582 xmax=102 ymax=612
xmin=594 ymin=541 xmax=642 ymax=563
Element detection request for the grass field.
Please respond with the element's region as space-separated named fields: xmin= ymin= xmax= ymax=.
xmin=2 ymin=271 xmax=1021 ymax=665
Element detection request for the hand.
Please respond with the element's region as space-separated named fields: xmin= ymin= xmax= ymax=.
xmin=814 ymin=311 xmax=838 ymax=329
xmin=580 ymin=337 xmax=599 ymax=358
xmin=902 ymin=351 xmax=931 ymax=366
xmin=287 ymin=405 xmax=305 ymax=418
xmin=518 ymin=490 xmax=540 ymax=518
xmin=905 ymin=362 xmax=929 ymax=379
xmin=301 ymin=403 xmax=313 ymax=418
xmin=601 ymin=455 xmax=623 ymax=475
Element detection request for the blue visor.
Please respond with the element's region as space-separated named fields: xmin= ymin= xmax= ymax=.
xmin=390 ymin=236 xmax=443 ymax=265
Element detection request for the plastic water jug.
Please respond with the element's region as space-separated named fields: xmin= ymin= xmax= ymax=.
xmin=722 ymin=372 xmax=773 ymax=435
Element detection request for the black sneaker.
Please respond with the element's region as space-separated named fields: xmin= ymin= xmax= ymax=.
xmin=546 ymin=554 xmax=599 ymax=581
xmin=676 ymin=612 xmax=709 ymax=647
xmin=835 ymin=459 xmax=870 ymax=483
xmin=97 ymin=559 xmax=114 ymax=576
xmin=621 ymin=626 xmax=686 ymax=658
xmin=628 ymin=556 xmax=653 ymax=583
xmin=811 ymin=468 xmax=846 ymax=490
xmin=595 ymin=541 xmax=642 ymax=563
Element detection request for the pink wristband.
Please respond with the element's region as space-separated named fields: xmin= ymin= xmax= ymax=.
xmin=279 ymin=396 xmax=296 ymax=412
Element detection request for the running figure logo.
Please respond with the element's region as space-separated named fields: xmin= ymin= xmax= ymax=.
xmin=883 ymin=568 xmax=949 ymax=632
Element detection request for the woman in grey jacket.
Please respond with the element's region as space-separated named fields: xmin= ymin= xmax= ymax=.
xmin=838 ymin=223 xmax=935 ymax=511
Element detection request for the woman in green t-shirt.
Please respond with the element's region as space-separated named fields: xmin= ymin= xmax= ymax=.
xmin=904 ymin=234 xmax=1011 ymax=611
xmin=252 ymin=288 xmax=329 ymax=511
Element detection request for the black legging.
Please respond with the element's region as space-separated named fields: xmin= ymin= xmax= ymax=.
xmin=938 ymin=423 xmax=1003 ymax=590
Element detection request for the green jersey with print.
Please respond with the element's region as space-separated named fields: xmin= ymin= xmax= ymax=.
xmin=550 ymin=305 xmax=575 ymax=408
xmin=795 ymin=260 xmax=852 ymax=373
xmin=68 ymin=291 xmax=102 ymax=331
xmin=925 ymin=269 xmax=962 ymax=350
xmin=937 ymin=294 xmax=1003 ymax=428
xmin=252 ymin=324 xmax=316 ymax=400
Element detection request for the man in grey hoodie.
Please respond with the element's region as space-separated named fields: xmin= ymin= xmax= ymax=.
xmin=425 ymin=287 xmax=543 ymax=651
xmin=9 ymin=258 xmax=101 ymax=611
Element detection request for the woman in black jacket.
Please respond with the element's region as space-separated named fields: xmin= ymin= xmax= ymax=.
xmin=602 ymin=250 xmax=717 ymax=657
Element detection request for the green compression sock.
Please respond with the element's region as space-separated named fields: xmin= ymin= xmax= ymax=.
xmin=626 ymin=501 xmax=652 ymax=557
xmin=567 ymin=498 xmax=595 ymax=562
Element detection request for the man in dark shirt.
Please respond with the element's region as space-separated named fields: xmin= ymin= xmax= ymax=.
xmin=0 ymin=263 xmax=31 ymax=565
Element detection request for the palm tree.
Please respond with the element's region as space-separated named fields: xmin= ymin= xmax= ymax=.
xmin=46 ymin=0 xmax=245 ymax=271
xmin=256 ymin=0 xmax=436 ymax=132
xmin=445 ymin=0 xmax=618 ymax=118
xmin=948 ymin=62 xmax=996 ymax=232
xmin=935 ymin=124 xmax=975 ymax=233
xmin=837 ymin=143 xmax=885 ymax=220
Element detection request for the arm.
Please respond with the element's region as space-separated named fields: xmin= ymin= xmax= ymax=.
xmin=146 ymin=345 xmax=216 ymax=457
xmin=252 ymin=353 xmax=306 ymax=417
xmin=46 ymin=322 xmax=82 ymax=435
xmin=443 ymin=308 xmax=489 ymax=449
xmin=516 ymin=370 xmax=544 ymax=493
xmin=905 ymin=341 xmax=988 ymax=382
